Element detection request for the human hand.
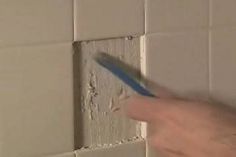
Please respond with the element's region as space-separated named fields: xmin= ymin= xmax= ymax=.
xmin=124 ymin=96 xmax=236 ymax=157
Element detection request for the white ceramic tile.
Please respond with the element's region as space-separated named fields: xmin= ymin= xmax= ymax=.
xmin=211 ymin=28 xmax=236 ymax=107
xmin=146 ymin=0 xmax=209 ymax=33
xmin=211 ymin=0 xmax=236 ymax=27
xmin=0 ymin=43 xmax=74 ymax=157
xmin=0 ymin=0 xmax=73 ymax=47
xmin=145 ymin=31 xmax=209 ymax=99
xmin=75 ymin=140 xmax=145 ymax=157
xmin=74 ymin=0 xmax=144 ymax=41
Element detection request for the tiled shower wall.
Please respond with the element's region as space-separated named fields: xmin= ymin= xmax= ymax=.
xmin=0 ymin=0 xmax=74 ymax=157
xmin=144 ymin=1 xmax=236 ymax=156
xmin=0 ymin=0 xmax=236 ymax=157
xmin=0 ymin=0 xmax=144 ymax=157
xmin=145 ymin=0 xmax=236 ymax=107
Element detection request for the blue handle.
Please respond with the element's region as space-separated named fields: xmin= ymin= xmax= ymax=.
xmin=95 ymin=54 xmax=156 ymax=97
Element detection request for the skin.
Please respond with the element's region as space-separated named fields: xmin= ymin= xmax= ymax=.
xmin=123 ymin=95 xmax=236 ymax=157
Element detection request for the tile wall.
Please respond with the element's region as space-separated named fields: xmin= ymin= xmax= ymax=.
xmin=145 ymin=0 xmax=209 ymax=100
xmin=0 ymin=0 xmax=144 ymax=157
xmin=1 ymin=0 xmax=236 ymax=157
xmin=0 ymin=0 xmax=75 ymax=156
xmin=210 ymin=0 xmax=236 ymax=106
xmin=145 ymin=0 xmax=236 ymax=107
xmin=145 ymin=2 xmax=236 ymax=157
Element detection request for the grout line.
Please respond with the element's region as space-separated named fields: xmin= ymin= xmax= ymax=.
xmin=140 ymin=36 xmax=147 ymax=139
xmin=208 ymin=30 xmax=212 ymax=99
xmin=0 ymin=41 xmax=74 ymax=49
xmin=144 ymin=0 xmax=147 ymax=34
xmin=140 ymin=35 xmax=148 ymax=157
xmin=73 ymin=0 xmax=76 ymax=41
xmin=43 ymin=151 xmax=76 ymax=157
xmin=75 ymin=139 xmax=145 ymax=151
xmin=209 ymin=0 xmax=213 ymax=28
xmin=74 ymin=34 xmax=141 ymax=42
xmin=208 ymin=0 xmax=212 ymax=99
xmin=144 ymin=27 xmax=211 ymax=36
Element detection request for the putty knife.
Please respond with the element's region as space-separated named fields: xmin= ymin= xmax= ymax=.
xmin=94 ymin=53 xmax=156 ymax=97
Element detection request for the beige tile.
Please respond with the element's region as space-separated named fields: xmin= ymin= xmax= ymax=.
xmin=74 ymin=0 xmax=144 ymax=41
xmin=146 ymin=0 xmax=209 ymax=33
xmin=211 ymin=28 xmax=236 ymax=107
xmin=0 ymin=0 xmax=73 ymax=47
xmin=0 ymin=43 xmax=74 ymax=157
xmin=211 ymin=0 xmax=236 ymax=27
xmin=75 ymin=140 xmax=145 ymax=157
xmin=145 ymin=31 xmax=209 ymax=99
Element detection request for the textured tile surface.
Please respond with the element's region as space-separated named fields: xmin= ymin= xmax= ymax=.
xmin=0 ymin=43 xmax=74 ymax=157
xmin=74 ymin=0 xmax=144 ymax=41
xmin=146 ymin=0 xmax=209 ymax=33
xmin=211 ymin=28 xmax=236 ymax=107
xmin=75 ymin=140 xmax=145 ymax=157
xmin=0 ymin=0 xmax=73 ymax=47
xmin=145 ymin=31 xmax=208 ymax=99
xmin=73 ymin=38 xmax=141 ymax=148
xmin=211 ymin=0 xmax=236 ymax=27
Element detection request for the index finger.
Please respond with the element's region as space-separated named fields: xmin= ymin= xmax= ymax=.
xmin=123 ymin=96 xmax=170 ymax=122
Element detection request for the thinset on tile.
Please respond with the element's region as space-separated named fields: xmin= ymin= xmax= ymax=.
xmin=73 ymin=37 xmax=142 ymax=148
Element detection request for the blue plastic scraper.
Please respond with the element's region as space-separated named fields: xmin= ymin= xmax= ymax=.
xmin=94 ymin=53 xmax=156 ymax=97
